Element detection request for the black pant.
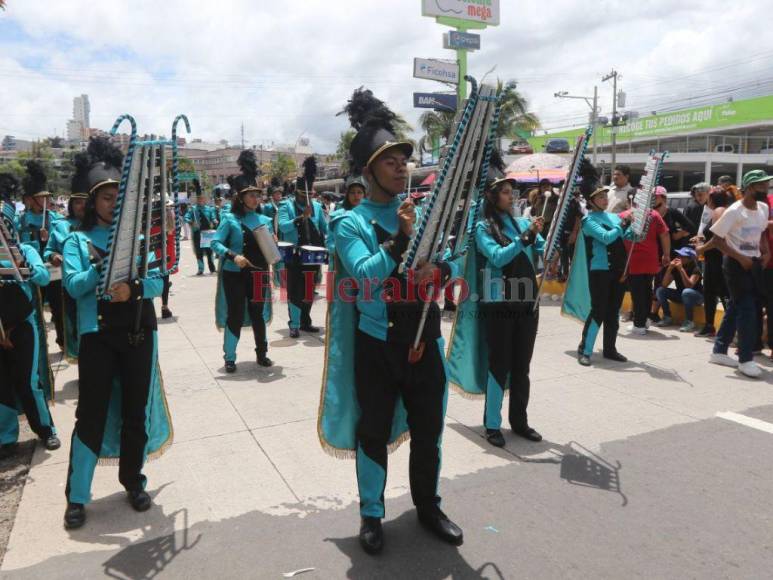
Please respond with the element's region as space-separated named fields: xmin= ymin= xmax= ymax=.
xmin=580 ymin=270 xmax=626 ymax=356
xmin=161 ymin=275 xmax=171 ymax=307
xmin=286 ymin=262 xmax=318 ymax=328
xmin=67 ymin=329 xmax=153 ymax=495
xmin=482 ymin=303 xmax=538 ymax=431
xmin=629 ymin=274 xmax=654 ymax=328
xmin=46 ymin=280 xmax=64 ymax=345
xmin=193 ymin=230 xmax=216 ymax=273
xmin=0 ymin=320 xmax=54 ymax=440
xmin=223 ymin=269 xmax=267 ymax=355
xmin=354 ymin=330 xmax=446 ymax=515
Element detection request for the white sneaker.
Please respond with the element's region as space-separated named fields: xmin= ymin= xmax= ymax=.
xmin=630 ymin=326 xmax=647 ymax=335
xmin=709 ymin=352 xmax=738 ymax=368
xmin=738 ymin=361 xmax=762 ymax=378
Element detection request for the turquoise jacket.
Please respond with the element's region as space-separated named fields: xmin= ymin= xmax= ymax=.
xmin=211 ymin=210 xmax=272 ymax=273
xmin=277 ymin=198 xmax=327 ymax=246
xmin=2 ymin=242 xmax=51 ymax=298
xmin=581 ymin=211 xmax=629 ymax=271
xmin=475 ymin=214 xmax=544 ymax=302
xmin=62 ymin=225 xmax=163 ymax=336
xmin=184 ymin=205 xmax=218 ymax=231
xmin=43 ymin=217 xmax=78 ymax=262
xmin=19 ymin=209 xmax=63 ymax=253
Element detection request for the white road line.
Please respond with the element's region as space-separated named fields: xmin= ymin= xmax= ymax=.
xmin=716 ymin=411 xmax=773 ymax=435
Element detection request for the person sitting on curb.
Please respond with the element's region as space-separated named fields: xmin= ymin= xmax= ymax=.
xmin=654 ymin=247 xmax=704 ymax=332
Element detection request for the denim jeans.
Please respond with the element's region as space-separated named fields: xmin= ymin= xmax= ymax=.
xmin=656 ymin=287 xmax=704 ymax=322
xmin=713 ymin=268 xmax=757 ymax=363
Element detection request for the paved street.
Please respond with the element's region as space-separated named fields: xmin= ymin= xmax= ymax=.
xmin=2 ymin=240 xmax=773 ymax=579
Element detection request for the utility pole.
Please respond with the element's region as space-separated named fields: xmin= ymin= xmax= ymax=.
xmin=602 ymin=70 xmax=619 ymax=170
xmin=240 ymin=122 xmax=245 ymax=150
xmin=553 ymin=87 xmax=599 ymax=164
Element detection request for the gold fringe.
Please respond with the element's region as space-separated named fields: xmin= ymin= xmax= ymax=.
xmin=449 ymin=381 xmax=485 ymax=400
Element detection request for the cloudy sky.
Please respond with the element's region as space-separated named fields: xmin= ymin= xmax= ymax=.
xmin=1 ymin=0 xmax=772 ymax=152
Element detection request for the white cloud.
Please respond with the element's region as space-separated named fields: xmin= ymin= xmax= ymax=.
xmin=1 ymin=0 xmax=772 ymax=151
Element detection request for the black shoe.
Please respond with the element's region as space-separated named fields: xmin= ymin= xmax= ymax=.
xmin=647 ymin=312 xmax=661 ymax=324
xmin=257 ymin=354 xmax=273 ymax=367
xmin=578 ymin=354 xmax=591 ymax=366
xmin=695 ymin=326 xmax=716 ymax=337
xmin=603 ymin=351 xmax=628 ymax=363
xmin=417 ymin=507 xmax=463 ymax=546
xmin=0 ymin=442 xmax=18 ymax=460
xmin=225 ymin=361 xmax=236 ymax=373
xmin=513 ymin=427 xmax=542 ymax=442
xmin=161 ymin=306 xmax=173 ymax=319
xmin=289 ymin=328 xmax=300 ymax=339
xmin=64 ymin=502 xmax=86 ymax=529
xmin=300 ymin=324 xmax=320 ymax=333
xmin=196 ymin=272 xmax=203 ymax=276
xmin=485 ymin=429 xmax=505 ymax=448
xmin=359 ymin=516 xmax=383 ymax=555
xmin=127 ymin=490 xmax=152 ymax=512
xmin=43 ymin=435 xmax=61 ymax=450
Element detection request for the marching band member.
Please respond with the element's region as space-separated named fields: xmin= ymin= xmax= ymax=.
xmin=20 ymin=161 xmax=65 ymax=347
xmin=44 ymin=157 xmax=89 ymax=360
xmin=211 ymin=150 xmax=273 ymax=373
xmin=318 ymin=88 xmax=462 ymax=555
xmin=0 ymin=174 xmax=60 ymax=459
xmin=564 ymin=173 xmax=632 ymax=366
xmin=447 ymin=156 xmax=545 ymax=448
xmin=277 ymin=157 xmax=327 ymax=338
xmin=185 ymin=179 xmax=218 ymax=275
xmin=62 ymin=137 xmax=173 ymax=529
xmin=326 ymin=174 xmax=366 ymax=258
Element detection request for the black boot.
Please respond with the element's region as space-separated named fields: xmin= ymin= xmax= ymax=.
xmin=257 ymin=353 xmax=273 ymax=367
xmin=485 ymin=429 xmax=505 ymax=448
xmin=513 ymin=426 xmax=542 ymax=442
xmin=43 ymin=434 xmax=61 ymax=450
xmin=64 ymin=503 xmax=86 ymax=529
xmin=289 ymin=328 xmax=300 ymax=339
xmin=127 ymin=490 xmax=152 ymax=512
xmin=161 ymin=306 xmax=173 ymax=319
xmin=417 ymin=506 xmax=463 ymax=546
xmin=300 ymin=324 xmax=319 ymax=333
xmin=359 ymin=516 xmax=383 ymax=555
xmin=225 ymin=361 xmax=236 ymax=373
xmin=603 ymin=350 xmax=628 ymax=363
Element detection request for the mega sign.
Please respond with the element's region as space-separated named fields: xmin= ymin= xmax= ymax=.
xmin=422 ymin=0 xmax=500 ymax=25
xmin=413 ymin=58 xmax=459 ymax=84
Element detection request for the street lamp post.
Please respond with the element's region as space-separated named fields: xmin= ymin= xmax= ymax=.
xmin=554 ymin=88 xmax=599 ymax=164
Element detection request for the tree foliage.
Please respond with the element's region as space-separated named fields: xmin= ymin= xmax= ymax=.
xmin=270 ymin=153 xmax=296 ymax=182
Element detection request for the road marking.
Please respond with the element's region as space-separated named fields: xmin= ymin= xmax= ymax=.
xmin=716 ymin=411 xmax=773 ymax=434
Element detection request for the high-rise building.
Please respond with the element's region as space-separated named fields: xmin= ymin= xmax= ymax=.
xmin=73 ymin=94 xmax=90 ymax=129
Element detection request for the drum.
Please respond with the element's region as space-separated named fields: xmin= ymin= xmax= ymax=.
xmin=299 ymin=245 xmax=328 ymax=265
xmin=200 ymin=230 xmax=216 ymax=249
xmin=277 ymin=241 xmax=295 ymax=263
xmin=46 ymin=263 xmax=62 ymax=281
xmin=252 ymin=224 xmax=281 ymax=266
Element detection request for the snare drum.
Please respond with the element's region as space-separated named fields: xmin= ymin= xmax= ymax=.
xmin=299 ymin=245 xmax=328 ymax=265
xmin=277 ymin=241 xmax=295 ymax=263
xmin=200 ymin=230 xmax=216 ymax=249
xmin=46 ymin=263 xmax=62 ymax=281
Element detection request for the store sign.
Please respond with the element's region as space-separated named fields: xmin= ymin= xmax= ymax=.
xmin=422 ymin=0 xmax=500 ymax=25
xmin=413 ymin=58 xmax=459 ymax=84
xmin=444 ymin=30 xmax=481 ymax=50
xmin=527 ymin=95 xmax=773 ymax=149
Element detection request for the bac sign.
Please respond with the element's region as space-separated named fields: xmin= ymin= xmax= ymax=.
xmin=413 ymin=93 xmax=458 ymax=112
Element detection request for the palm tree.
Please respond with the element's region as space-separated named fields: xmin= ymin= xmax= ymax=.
xmin=496 ymin=80 xmax=540 ymax=139
xmin=417 ymin=109 xmax=456 ymax=157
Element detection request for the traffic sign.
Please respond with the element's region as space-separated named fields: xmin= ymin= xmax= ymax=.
xmin=413 ymin=58 xmax=459 ymax=84
xmin=444 ymin=30 xmax=480 ymax=50
xmin=413 ymin=93 xmax=458 ymax=112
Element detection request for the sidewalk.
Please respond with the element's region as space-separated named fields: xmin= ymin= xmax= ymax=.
xmin=2 ymin=240 xmax=773 ymax=578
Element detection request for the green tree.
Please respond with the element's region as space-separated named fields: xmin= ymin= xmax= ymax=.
xmin=335 ymin=130 xmax=355 ymax=174
xmin=496 ymin=80 xmax=540 ymax=139
xmin=417 ymin=109 xmax=456 ymax=156
xmin=270 ymin=153 xmax=296 ymax=182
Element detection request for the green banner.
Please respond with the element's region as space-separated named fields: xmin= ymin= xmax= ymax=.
xmin=177 ymin=172 xmax=197 ymax=181
xmin=528 ymin=94 xmax=773 ymax=150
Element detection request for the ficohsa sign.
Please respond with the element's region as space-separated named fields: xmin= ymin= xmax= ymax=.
xmin=422 ymin=0 xmax=500 ymax=26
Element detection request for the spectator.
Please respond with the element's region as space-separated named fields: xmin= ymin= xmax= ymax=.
xmin=703 ymin=170 xmax=771 ymax=378
xmin=717 ymin=175 xmax=742 ymax=201
xmin=607 ymin=165 xmax=634 ymax=214
xmin=620 ymin=200 xmax=670 ymax=334
xmin=653 ymin=186 xmax=696 ymax=252
xmin=655 ymin=247 xmax=704 ymax=332
xmin=761 ymin=190 xmax=773 ymax=358
xmin=684 ymin=182 xmax=710 ymax=234
xmin=694 ymin=188 xmax=731 ymax=336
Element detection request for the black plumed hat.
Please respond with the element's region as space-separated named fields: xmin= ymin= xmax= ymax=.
xmin=0 ymin=172 xmax=21 ymax=203
xmin=485 ymin=147 xmax=516 ymax=192
xmin=69 ymin=152 xmax=90 ymax=198
xmin=230 ymin=150 xmax=261 ymax=194
xmin=23 ymin=160 xmax=49 ymax=197
xmin=295 ymin=156 xmax=317 ymax=192
xmin=340 ymin=87 xmax=413 ymax=174
xmin=77 ymin=135 xmax=124 ymax=195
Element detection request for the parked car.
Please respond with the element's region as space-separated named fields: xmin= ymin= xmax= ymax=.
xmin=665 ymin=191 xmax=691 ymax=213
xmin=713 ymin=144 xmax=735 ymax=153
xmin=508 ymin=140 xmax=533 ymax=155
xmin=544 ymin=138 xmax=571 ymax=153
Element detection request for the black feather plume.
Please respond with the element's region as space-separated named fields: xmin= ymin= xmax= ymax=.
xmin=489 ymin=147 xmax=505 ymax=175
xmin=86 ymin=135 xmax=123 ymax=169
xmin=270 ymin=176 xmax=281 ymax=188
xmin=193 ymin=178 xmax=202 ymax=196
xmin=339 ymin=87 xmax=398 ymax=133
xmin=578 ymin=157 xmax=599 ymax=198
xmin=302 ymin=156 xmax=317 ymax=188
xmin=0 ymin=173 xmax=21 ymax=201
xmin=237 ymin=150 xmax=258 ymax=180
xmin=22 ymin=160 xmax=47 ymax=196
xmin=71 ymin=152 xmax=91 ymax=193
